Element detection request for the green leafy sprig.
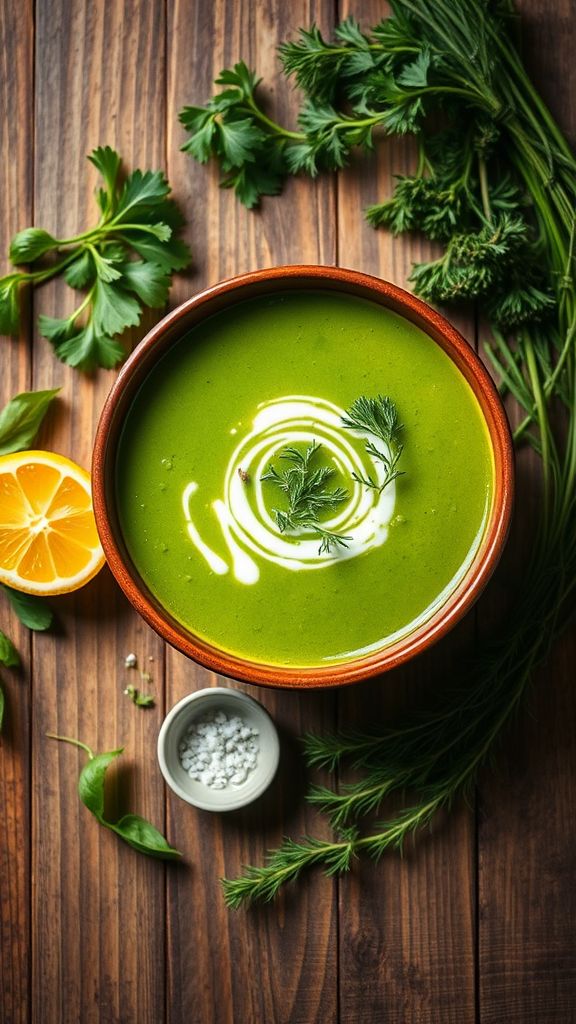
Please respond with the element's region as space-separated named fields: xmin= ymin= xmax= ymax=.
xmin=47 ymin=733 xmax=181 ymax=859
xmin=262 ymin=441 xmax=351 ymax=554
xmin=0 ymin=147 xmax=191 ymax=371
xmin=342 ymin=395 xmax=404 ymax=493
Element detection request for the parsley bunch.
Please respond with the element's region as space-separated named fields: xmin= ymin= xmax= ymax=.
xmin=0 ymin=147 xmax=191 ymax=371
xmin=179 ymin=6 xmax=559 ymax=332
xmin=190 ymin=1 xmax=576 ymax=907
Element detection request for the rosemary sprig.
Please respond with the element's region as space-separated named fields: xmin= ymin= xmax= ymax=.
xmin=341 ymin=395 xmax=404 ymax=493
xmin=262 ymin=441 xmax=351 ymax=554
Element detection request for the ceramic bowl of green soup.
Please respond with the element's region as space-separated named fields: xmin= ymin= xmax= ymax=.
xmin=92 ymin=266 xmax=513 ymax=688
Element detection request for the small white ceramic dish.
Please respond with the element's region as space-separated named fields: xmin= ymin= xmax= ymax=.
xmin=157 ymin=687 xmax=280 ymax=811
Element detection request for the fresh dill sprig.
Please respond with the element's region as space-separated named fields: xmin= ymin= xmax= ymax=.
xmin=342 ymin=395 xmax=404 ymax=493
xmin=262 ymin=441 xmax=351 ymax=554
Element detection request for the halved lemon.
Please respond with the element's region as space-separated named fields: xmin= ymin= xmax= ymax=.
xmin=0 ymin=450 xmax=105 ymax=595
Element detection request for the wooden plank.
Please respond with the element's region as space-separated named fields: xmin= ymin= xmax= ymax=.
xmin=31 ymin=3 xmax=168 ymax=1022
xmin=336 ymin=3 xmax=478 ymax=1021
xmin=478 ymin=2 xmax=576 ymax=1021
xmin=165 ymin=2 xmax=339 ymax=1022
xmin=0 ymin=3 xmax=34 ymax=1023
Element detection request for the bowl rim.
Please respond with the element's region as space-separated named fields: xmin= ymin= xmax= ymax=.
xmin=156 ymin=686 xmax=280 ymax=811
xmin=92 ymin=264 xmax=514 ymax=689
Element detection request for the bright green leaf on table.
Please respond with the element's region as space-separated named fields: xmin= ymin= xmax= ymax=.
xmin=1 ymin=585 xmax=53 ymax=631
xmin=0 ymin=276 xmax=23 ymax=336
xmin=124 ymin=682 xmax=155 ymax=708
xmin=0 ymin=388 xmax=59 ymax=455
xmin=47 ymin=734 xmax=182 ymax=860
xmin=0 ymin=630 xmax=20 ymax=735
xmin=0 ymin=630 xmax=20 ymax=668
xmin=0 ymin=147 xmax=191 ymax=372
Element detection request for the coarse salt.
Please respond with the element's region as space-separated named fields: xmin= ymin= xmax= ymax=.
xmin=178 ymin=709 xmax=259 ymax=790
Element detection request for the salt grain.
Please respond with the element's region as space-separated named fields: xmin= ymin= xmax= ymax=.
xmin=179 ymin=709 xmax=260 ymax=789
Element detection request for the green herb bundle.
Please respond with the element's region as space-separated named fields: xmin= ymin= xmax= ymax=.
xmin=181 ymin=1 xmax=576 ymax=906
xmin=0 ymin=147 xmax=191 ymax=371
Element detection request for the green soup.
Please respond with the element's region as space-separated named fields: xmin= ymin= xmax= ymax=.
xmin=116 ymin=291 xmax=494 ymax=666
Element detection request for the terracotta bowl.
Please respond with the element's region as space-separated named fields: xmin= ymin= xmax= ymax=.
xmin=92 ymin=266 xmax=514 ymax=689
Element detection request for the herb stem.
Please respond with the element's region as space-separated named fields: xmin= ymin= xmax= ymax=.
xmin=243 ymin=97 xmax=306 ymax=140
xmin=46 ymin=732 xmax=95 ymax=760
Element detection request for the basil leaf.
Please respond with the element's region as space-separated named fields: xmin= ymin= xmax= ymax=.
xmin=1 ymin=586 xmax=53 ymax=630
xmin=0 ymin=388 xmax=60 ymax=456
xmin=112 ymin=813 xmax=182 ymax=859
xmin=0 ymin=630 xmax=20 ymax=668
xmin=49 ymin=734 xmax=182 ymax=860
xmin=78 ymin=748 xmax=123 ymax=818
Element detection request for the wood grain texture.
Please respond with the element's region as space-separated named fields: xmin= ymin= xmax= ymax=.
xmin=165 ymin=3 xmax=338 ymax=1022
xmin=30 ymin=3 xmax=168 ymax=1023
xmin=477 ymin=2 xmax=576 ymax=1022
xmin=0 ymin=3 xmax=34 ymax=1023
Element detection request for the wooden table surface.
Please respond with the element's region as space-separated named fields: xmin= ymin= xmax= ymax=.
xmin=1 ymin=2 xmax=575 ymax=1022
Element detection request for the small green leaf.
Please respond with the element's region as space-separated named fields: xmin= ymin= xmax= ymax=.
xmin=0 ymin=275 xmax=22 ymax=335
xmin=1 ymin=586 xmax=53 ymax=630
xmin=120 ymin=261 xmax=171 ymax=308
xmin=179 ymin=111 xmax=217 ymax=162
xmin=122 ymin=233 xmax=191 ymax=272
xmin=124 ymin=683 xmax=155 ymax=708
xmin=92 ymin=278 xmax=141 ymax=337
xmin=64 ymin=251 xmax=95 ymax=289
xmin=112 ymin=814 xmax=181 ymax=859
xmin=0 ymin=388 xmax=60 ymax=455
xmin=217 ymin=118 xmax=266 ymax=167
xmin=88 ymin=146 xmax=121 ymax=196
xmin=0 ymin=630 xmax=20 ymax=668
xmin=52 ymin=320 xmax=125 ymax=372
xmin=9 ymin=228 xmax=59 ymax=264
xmin=223 ymin=161 xmax=285 ymax=209
xmin=90 ymin=247 xmax=123 ymax=283
xmin=78 ymin=748 xmax=123 ymax=818
xmin=396 ymin=47 xmax=431 ymax=88
xmin=38 ymin=314 xmax=74 ymax=343
xmin=216 ymin=61 xmax=261 ymax=96
xmin=115 ymin=169 xmax=171 ymax=219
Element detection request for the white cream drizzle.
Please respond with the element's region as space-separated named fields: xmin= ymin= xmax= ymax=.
xmin=181 ymin=396 xmax=397 ymax=585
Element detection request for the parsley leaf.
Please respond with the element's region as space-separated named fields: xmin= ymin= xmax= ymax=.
xmin=0 ymin=147 xmax=191 ymax=372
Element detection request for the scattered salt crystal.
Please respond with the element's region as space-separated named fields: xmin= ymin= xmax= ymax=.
xmin=124 ymin=653 xmax=137 ymax=669
xmin=178 ymin=708 xmax=260 ymax=790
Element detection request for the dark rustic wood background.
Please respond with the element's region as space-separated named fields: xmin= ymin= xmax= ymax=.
xmin=1 ymin=1 xmax=574 ymax=1022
